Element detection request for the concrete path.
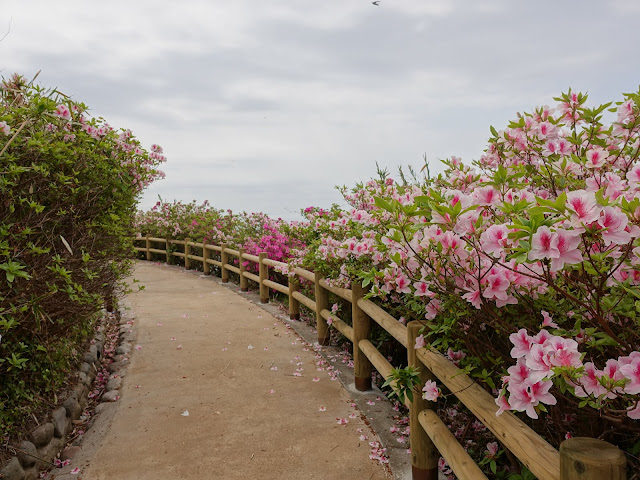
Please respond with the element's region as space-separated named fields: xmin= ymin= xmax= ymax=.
xmin=82 ymin=262 xmax=389 ymax=479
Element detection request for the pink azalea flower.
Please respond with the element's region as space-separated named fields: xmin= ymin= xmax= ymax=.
xmin=620 ymin=357 xmax=640 ymax=394
xmin=337 ymin=418 xmax=349 ymax=425
xmin=422 ymin=380 xmax=440 ymax=401
xmin=598 ymin=207 xmax=631 ymax=246
xmin=395 ymin=273 xmax=412 ymax=293
xmin=54 ymin=104 xmax=72 ymax=120
xmin=566 ymin=190 xmax=602 ymax=228
xmin=541 ymin=311 xmax=559 ymax=329
xmin=483 ymin=272 xmax=510 ymax=301
xmin=462 ymin=288 xmax=482 ymax=309
xmin=585 ymin=147 xmax=608 ymax=169
xmin=480 ymin=224 xmax=510 ymax=256
xmin=495 ymin=394 xmax=511 ymax=416
xmin=550 ymin=229 xmax=583 ymax=271
xmin=413 ymin=281 xmax=432 ymax=296
xmin=414 ymin=334 xmax=426 ymax=350
xmin=509 ymin=328 xmax=532 ymax=358
xmin=528 ymin=226 xmax=559 ymax=261
xmin=0 ymin=121 xmax=10 ymax=135
xmin=485 ymin=442 xmax=499 ymax=458
xmin=627 ymin=402 xmax=640 ymax=420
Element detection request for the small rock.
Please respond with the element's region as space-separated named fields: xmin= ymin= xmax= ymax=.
xmin=22 ymin=466 xmax=37 ymax=480
xmin=16 ymin=441 xmax=37 ymax=468
xmin=52 ymin=407 xmax=67 ymax=438
xmin=63 ymin=397 xmax=82 ymax=420
xmin=95 ymin=340 xmax=104 ymax=356
xmin=29 ymin=423 xmax=54 ymax=448
xmin=60 ymin=446 xmax=82 ymax=461
xmin=83 ymin=348 xmax=97 ymax=364
xmin=72 ymin=384 xmax=87 ymax=402
xmin=115 ymin=344 xmax=131 ymax=355
xmin=95 ymin=402 xmax=110 ymax=414
xmin=0 ymin=457 xmax=25 ymax=480
xmin=79 ymin=362 xmax=91 ymax=374
xmin=108 ymin=360 xmax=129 ymax=373
xmin=113 ymin=354 xmax=128 ymax=363
xmin=106 ymin=377 xmax=122 ymax=392
xmin=36 ymin=437 xmax=63 ymax=469
xmin=101 ymin=390 xmax=120 ymax=402
xmin=95 ymin=332 xmax=105 ymax=343
xmin=78 ymin=372 xmax=88 ymax=385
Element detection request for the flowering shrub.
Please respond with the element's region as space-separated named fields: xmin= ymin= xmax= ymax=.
xmin=0 ymin=73 xmax=165 ymax=438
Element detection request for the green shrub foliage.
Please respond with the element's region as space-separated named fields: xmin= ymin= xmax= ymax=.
xmin=0 ymin=74 xmax=165 ymax=436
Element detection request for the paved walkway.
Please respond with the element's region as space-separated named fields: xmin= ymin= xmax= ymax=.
xmin=81 ymin=262 xmax=389 ymax=479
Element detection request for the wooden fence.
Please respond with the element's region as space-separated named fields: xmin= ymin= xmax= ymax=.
xmin=134 ymin=235 xmax=628 ymax=480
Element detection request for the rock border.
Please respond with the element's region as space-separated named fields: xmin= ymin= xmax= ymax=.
xmin=0 ymin=305 xmax=136 ymax=480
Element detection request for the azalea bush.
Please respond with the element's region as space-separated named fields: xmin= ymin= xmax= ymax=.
xmin=0 ymin=73 xmax=165 ymax=438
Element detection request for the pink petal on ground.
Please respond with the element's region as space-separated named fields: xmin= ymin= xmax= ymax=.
xmin=70 ymin=468 xmax=80 ymax=475
xmin=312 ymin=377 xmax=320 ymax=382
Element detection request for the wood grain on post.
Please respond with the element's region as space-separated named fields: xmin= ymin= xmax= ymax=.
xmin=407 ymin=321 xmax=439 ymax=480
xmin=165 ymin=238 xmax=172 ymax=264
xmin=203 ymin=240 xmax=211 ymax=275
xmin=289 ymin=275 xmax=300 ymax=320
xmin=352 ymin=281 xmax=373 ymax=391
xmin=184 ymin=238 xmax=191 ymax=270
xmin=221 ymin=243 xmax=229 ymax=283
xmin=145 ymin=234 xmax=151 ymax=261
xmin=560 ymin=438 xmax=626 ymax=480
xmin=258 ymin=252 xmax=269 ymax=303
xmin=239 ymin=248 xmax=249 ymax=291
xmin=315 ymin=277 xmax=330 ymax=346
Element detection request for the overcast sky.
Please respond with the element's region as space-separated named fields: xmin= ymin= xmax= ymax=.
xmin=2 ymin=1 xmax=640 ymax=219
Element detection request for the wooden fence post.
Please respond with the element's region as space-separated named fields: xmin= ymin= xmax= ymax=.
xmin=314 ymin=277 xmax=330 ymax=346
xmin=259 ymin=252 xmax=269 ymax=303
xmin=221 ymin=243 xmax=229 ymax=283
xmin=352 ymin=281 xmax=372 ymax=391
xmin=145 ymin=234 xmax=151 ymax=261
xmin=407 ymin=321 xmax=439 ymax=480
xmin=239 ymin=248 xmax=248 ymax=292
xmin=184 ymin=238 xmax=191 ymax=270
xmin=203 ymin=240 xmax=210 ymax=275
xmin=289 ymin=276 xmax=300 ymax=320
xmin=165 ymin=238 xmax=172 ymax=264
xmin=560 ymin=438 xmax=626 ymax=480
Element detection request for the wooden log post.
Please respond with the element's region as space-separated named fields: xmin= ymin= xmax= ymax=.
xmin=184 ymin=238 xmax=191 ymax=270
xmin=165 ymin=238 xmax=171 ymax=264
xmin=259 ymin=252 xmax=269 ymax=303
xmin=239 ymin=248 xmax=249 ymax=292
xmin=203 ymin=240 xmax=211 ymax=275
xmin=221 ymin=243 xmax=229 ymax=283
xmin=407 ymin=321 xmax=439 ymax=480
xmin=352 ymin=281 xmax=373 ymax=391
xmin=288 ymin=276 xmax=300 ymax=320
xmin=145 ymin=234 xmax=151 ymax=261
xmin=315 ymin=277 xmax=330 ymax=346
xmin=560 ymin=438 xmax=626 ymax=480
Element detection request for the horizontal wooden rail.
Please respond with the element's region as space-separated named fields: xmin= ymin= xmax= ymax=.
xmin=225 ymin=247 xmax=240 ymax=257
xmin=190 ymin=241 xmax=204 ymax=248
xmin=293 ymin=267 xmax=315 ymax=283
xmin=147 ymin=248 xmax=166 ymax=255
xmin=358 ymin=339 xmax=394 ymax=383
xmin=171 ymin=240 xmax=186 ymax=246
xmin=173 ymin=252 xmax=186 ymax=258
xmin=292 ymin=291 xmax=316 ymax=311
xmin=358 ymin=298 xmax=408 ymax=348
xmin=320 ymin=309 xmax=353 ymax=341
xmin=263 ymin=279 xmax=289 ymax=295
xmin=243 ymin=271 xmax=260 ymax=284
xmin=148 ymin=237 xmax=166 ymax=243
xmin=416 ymin=348 xmax=560 ymax=480
xmin=241 ymin=252 xmax=260 ymax=263
xmin=206 ymin=258 xmax=222 ymax=267
xmin=318 ymin=278 xmax=352 ymax=302
xmin=418 ymin=410 xmax=488 ymax=480
xmin=134 ymin=247 xmax=145 ymax=252
xmin=262 ymin=258 xmax=286 ymax=268
xmin=189 ymin=254 xmax=204 ymax=262
xmin=205 ymin=244 xmax=222 ymax=252
xmin=226 ymin=264 xmax=241 ymax=275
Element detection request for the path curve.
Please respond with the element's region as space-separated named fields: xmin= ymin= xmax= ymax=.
xmin=83 ymin=262 xmax=389 ymax=479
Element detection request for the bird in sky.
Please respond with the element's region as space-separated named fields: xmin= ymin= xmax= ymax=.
xmin=372 ymin=1 xmax=380 ymax=5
